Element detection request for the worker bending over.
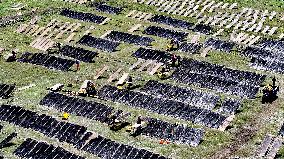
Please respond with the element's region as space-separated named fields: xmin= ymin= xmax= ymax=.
xmin=169 ymin=54 xmax=180 ymax=67
xmin=160 ymin=128 xmax=174 ymax=145
xmin=107 ymin=110 xmax=131 ymax=131
xmin=158 ymin=67 xmax=170 ymax=79
xmin=166 ymin=40 xmax=179 ymax=52
xmin=78 ymin=81 xmax=97 ymax=97
xmin=56 ymin=42 xmax=61 ymax=51
xmin=117 ymin=76 xmax=134 ymax=90
xmin=85 ymin=81 xmax=97 ymax=97
xmin=6 ymin=50 xmax=17 ymax=62
xmin=262 ymin=77 xmax=279 ymax=104
xmin=129 ymin=116 xmax=147 ymax=137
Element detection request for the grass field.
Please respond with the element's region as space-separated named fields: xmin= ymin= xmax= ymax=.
xmin=1 ymin=0 xmax=284 ymax=158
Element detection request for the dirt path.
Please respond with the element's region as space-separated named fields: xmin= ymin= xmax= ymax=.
xmin=211 ymin=100 xmax=281 ymax=159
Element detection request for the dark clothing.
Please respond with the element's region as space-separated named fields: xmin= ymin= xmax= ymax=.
xmin=75 ymin=60 xmax=80 ymax=71
xmin=130 ymin=126 xmax=143 ymax=137
xmin=137 ymin=117 xmax=142 ymax=124
xmin=6 ymin=56 xmax=16 ymax=62
xmin=108 ymin=110 xmax=123 ymax=125
xmin=127 ymin=77 xmax=133 ymax=89
xmin=128 ymin=77 xmax=132 ymax=83
xmin=12 ymin=51 xmax=16 ymax=57
xmin=161 ymin=67 xmax=166 ymax=73
xmin=108 ymin=115 xmax=118 ymax=125
xmin=86 ymin=87 xmax=96 ymax=96
xmin=262 ymin=86 xmax=279 ymax=104
xmin=272 ymin=77 xmax=276 ymax=86
xmin=56 ymin=43 xmax=61 ymax=51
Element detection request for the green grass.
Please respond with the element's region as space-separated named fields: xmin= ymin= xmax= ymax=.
xmin=1 ymin=0 xmax=284 ymax=158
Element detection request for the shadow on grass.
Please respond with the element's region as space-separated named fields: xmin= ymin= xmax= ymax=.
xmin=0 ymin=142 xmax=16 ymax=149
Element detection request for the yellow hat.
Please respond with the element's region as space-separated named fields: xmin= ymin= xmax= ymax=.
xmin=63 ymin=112 xmax=70 ymax=119
xmin=265 ymin=84 xmax=272 ymax=91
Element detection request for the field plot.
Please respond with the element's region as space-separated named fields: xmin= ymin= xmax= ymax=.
xmin=1 ymin=0 xmax=284 ymax=159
